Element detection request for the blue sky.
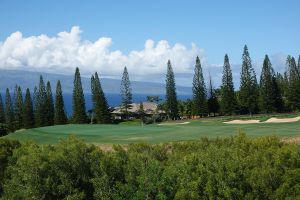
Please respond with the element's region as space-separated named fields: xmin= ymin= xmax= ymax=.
xmin=0 ymin=0 xmax=299 ymax=86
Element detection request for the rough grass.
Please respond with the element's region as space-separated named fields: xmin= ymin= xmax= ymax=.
xmin=3 ymin=118 xmax=300 ymax=145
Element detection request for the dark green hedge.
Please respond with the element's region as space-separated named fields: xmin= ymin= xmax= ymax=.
xmin=0 ymin=134 xmax=300 ymax=199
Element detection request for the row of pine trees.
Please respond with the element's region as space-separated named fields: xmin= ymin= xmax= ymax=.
xmin=164 ymin=45 xmax=300 ymax=119
xmin=0 ymin=78 xmax=68 ymax=132
xmin=0 ymin=67 xmax=114 ymax=132
xmin=0 ymin=45 xmax=299 ymax=132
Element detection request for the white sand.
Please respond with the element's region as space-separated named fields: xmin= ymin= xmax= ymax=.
xmin=224 ymin=116 xmax=300 ymax=124
xmin=264 ymin=116 xmax=300 ymax=123
xmin=223 ymin=120 xmax=260 ymax=124
xmin=158 ymin=122 xmax=190 ymax=126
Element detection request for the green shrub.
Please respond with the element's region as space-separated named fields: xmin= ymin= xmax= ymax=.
xmin=0 ymin=138 xmax=21 ymax=195
xmin=1 ymin=134 xmax=300 ymax=199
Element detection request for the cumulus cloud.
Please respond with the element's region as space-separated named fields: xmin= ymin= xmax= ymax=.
xmin=0 ymin=26 xmax=205 ymax=84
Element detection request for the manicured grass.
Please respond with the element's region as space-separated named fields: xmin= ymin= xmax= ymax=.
xmin=3 ymin=120 xmax=300 ymax=144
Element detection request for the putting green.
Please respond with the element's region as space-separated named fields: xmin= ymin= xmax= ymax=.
xmin=3 ymin=120 xmax=300 ymax=145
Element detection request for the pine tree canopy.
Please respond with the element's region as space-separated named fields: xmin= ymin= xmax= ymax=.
xmin=36 ymin=76 xmax=49 ymax=127
xmin=91 ymin=72 xmax=111 ymax=123
xmin=207 ymin=74 xmax=219 ymax=116
xmin=54 ymin=80 xmax=67 ymax=125
xmin=23 ymin=88 xmax=35 ymax=129
xmin=5 ymin=88 xmax=14 ymax=132
xmin=45 ymin=81 xmax=54 ymax=126
xmin=285 ymin=55 xmax=300 ymax=110
xmin=13 ymin=85 xmax=23 ymax=130
xmin=192 ymin=56 xmax=207 ymax=117
xmin=0 ymin=94 xmax=6 ymax=124
xmin=120 ymin=66 xmax=133 ymax=119
xmin=220 ymin=54 xmax=237 ymax=115
xmin=165 ymin=60 xmax=179 ymax=120
xmin=72 ymin=67 xmax=88 ymax=123
xmin=239 ymin=45 xmax=259 ymax=115
xmin=259 ymin=55 xmax=284 ymax=113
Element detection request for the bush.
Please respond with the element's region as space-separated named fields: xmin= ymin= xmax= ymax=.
xmin=1 ymin=134 xmax=300 ymax=199
xmin=0 ymin=138 xmax=21 ymax=195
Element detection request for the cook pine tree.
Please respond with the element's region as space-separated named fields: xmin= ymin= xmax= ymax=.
xmin=23 ymin=88 xmax=35 ymax=129
xmin=275 ymin=72 xmax=288 ymax=110
xmin=45 ymin=81 xmax=54 ymax=126
xmin=207 ymin=74 xmax=219 ymax=116
xmin=192 ymin=56 xmax=207 ymax=117
xmin=72 ymin=67 xmax=88 ymax=123
xmin=91 ymin=72 xmax=111 ymax=123
xmin=120 ymin=66 xmax=133 ymax=119
xmin=13 ymin=85 xmax=23 ymax=130
xmin=259 ymin=55 xmax=283 ymax=113
xmin=165 ymin=60 xmax=179 ymax=120
xmin=35 ymin=76 xmax=48 ymax=127
xmin=0 ymin=94 xmax=5 ymax=124
xmin=32 ymin=86 xmax=38 ymax=120
xmin=239 ymin=45 xmax=259 ymax=115
xmin=286 ymin=55 xmax=300 ymax=111
xmin=5 ymin=89 xmax=14 ymax=132
xmin=54 ymin=80 xmax=68 ymax=125
xmin=220 ymin=54 xmax=237 ymax=115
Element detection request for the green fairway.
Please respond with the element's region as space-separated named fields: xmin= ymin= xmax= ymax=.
xmin=3 ymin=120 xmax=300 ymax=144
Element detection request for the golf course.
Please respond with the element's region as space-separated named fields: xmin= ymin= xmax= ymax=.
xmin=4 ymin=116 xmax=300 ymax=145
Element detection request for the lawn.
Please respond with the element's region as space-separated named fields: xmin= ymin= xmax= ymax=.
xmin=3 ymin=119 xmax=300 ymax=144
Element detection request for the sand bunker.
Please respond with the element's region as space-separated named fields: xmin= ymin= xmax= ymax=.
xmin=158 ymin=122 xmax=190 ymax=126
xmin=224 ymin=116 xmax=300 ymax=124
xmin=223 ymin=120 xmax=260 ymax=124
xmin=264 ymin=116 xmax=300 ymax=123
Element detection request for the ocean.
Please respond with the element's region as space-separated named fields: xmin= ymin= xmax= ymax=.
xmin=63 ymin=93 xmax=192 ymax=116
xmin=0 ymin=92 xmax=192 ymax=116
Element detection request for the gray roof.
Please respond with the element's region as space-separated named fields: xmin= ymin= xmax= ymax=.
xmin=111 ymin=102 xmax=164 ymax=114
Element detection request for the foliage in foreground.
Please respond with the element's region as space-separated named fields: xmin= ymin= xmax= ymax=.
xmin=0 ymin=134 xmax=300 ymax=199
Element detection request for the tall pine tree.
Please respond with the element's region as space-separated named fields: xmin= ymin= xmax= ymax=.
xmin=192 ymin=56 xmax=207 ymax=117
xmin=220 ymin=54 xmax=237 ymax=115
xmin=5 ymin=89 xmax=14 ymax=132
xmin=45 ymin=81 xmax=54 ymax=126
xmin=207 ymin=74 xmax=219 ymax=116
xmin=120 ymin=66 xmax=133 ymax=119
xmin=23 ymin=88 xmax=35 ymax=129
xmin=286 ymin=55 xmax=300 ymax=111
xmin=36 ymin=76 xmax=47 ymax=127
xmin=259 ymin=55 xmax=283 ymax=113
xmin=165 ymin=60 xmax=179 ymax=120
xmin=91 ymin=72 xmax=111 ymax=123
xmin=0 ymin=94 xmax=5 ymax=124
xmin=272 ymin=76 xmax=284 ymax=112
xmin=239 ymin=45 xmax=259 ymax=115
xmin=13 ymin=85 xmax=23 ymax=130
xmin=54 ymin=80 xmax=67 ymax=124
xmin=72 ymin=67 xmax=88 ymax=123
xmin=33 ymin=86 xmax=38 ymax=125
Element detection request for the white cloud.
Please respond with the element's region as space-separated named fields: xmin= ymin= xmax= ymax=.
xmin=0 ymin=26 xmax=205 ymax=84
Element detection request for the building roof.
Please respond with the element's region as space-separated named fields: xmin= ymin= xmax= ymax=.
xmin=111 ymin=102 xmax=163 ymax=114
